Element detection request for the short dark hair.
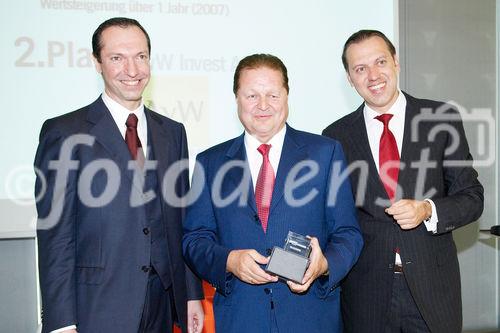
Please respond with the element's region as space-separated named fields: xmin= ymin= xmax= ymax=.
xmin=233 ymin=54 xmax=289 ymax=95
xmin=92 ymin=17 xmax=151 ymax=63
xmin=342 ymin=30 xmax=396 ymax=71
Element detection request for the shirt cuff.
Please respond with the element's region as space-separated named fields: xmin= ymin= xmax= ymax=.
xmin=50 ymin=325 xmax=76 ymax=333
xmin=423 ymin=199 xmax=438 ymax=234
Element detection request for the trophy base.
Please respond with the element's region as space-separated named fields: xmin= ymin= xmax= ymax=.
xmin=265 ymin=246 xmax=309 ymax=284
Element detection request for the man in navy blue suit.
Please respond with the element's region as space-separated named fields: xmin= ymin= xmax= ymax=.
xmin=182 ymin=54 xmax=363 ymax=332
xmin=35 ymin=17 xmax=203 ymax=333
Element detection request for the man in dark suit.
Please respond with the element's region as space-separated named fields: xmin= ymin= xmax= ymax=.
xmin=34 ymin=17 xmax=204 ymax=333
xmin=322 ymin=30 xmax=484 ymax=332
xmin=182 ymin=54 xmax=363 ymax=333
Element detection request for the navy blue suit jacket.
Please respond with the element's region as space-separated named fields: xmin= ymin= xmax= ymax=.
xmin=35 ymin=97 xmax=202 ymax=333
xmin=183 ymin=125 xmax=363 ymax=333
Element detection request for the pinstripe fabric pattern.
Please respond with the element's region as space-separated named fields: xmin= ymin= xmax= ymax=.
xmin=322 ymin=92 xmax=483 ymax=333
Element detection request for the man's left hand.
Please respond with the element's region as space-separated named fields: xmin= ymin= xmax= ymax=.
xmin=287 ymin=236 xmax=328 ymax=293
xmin=385 ymin=199 xmax=432 ymax=230
xmin=187 ymin=300 xmax=204 ymax=333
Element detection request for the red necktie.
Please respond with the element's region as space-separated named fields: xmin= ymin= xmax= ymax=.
xmin=255 ymin=144 xmax=275 ymax=233
xmin=375 ymin=114 xmax=400 ymax=202
xmin=125 ymin=113 xmax=145 ymax=168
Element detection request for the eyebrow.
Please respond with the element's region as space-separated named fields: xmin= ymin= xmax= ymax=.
xmin=351 ymin=55 xmax=388 ymax=69
xmin=106 ymin=51 xmax=148 ymax=57
xmin=351 ymin=63 xmax=365 ymax=70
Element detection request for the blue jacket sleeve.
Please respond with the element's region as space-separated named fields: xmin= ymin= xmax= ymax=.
xmin=316 ymin=141 xmax=363 ymax=298
xmin=182 ymin=154 xmax=233 ymax=296
xmin=35 ymin=121 xmax=78 ymax=332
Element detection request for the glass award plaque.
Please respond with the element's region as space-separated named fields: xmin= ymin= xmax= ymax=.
xmin=265 ymin=231 xmax=312 ymax=284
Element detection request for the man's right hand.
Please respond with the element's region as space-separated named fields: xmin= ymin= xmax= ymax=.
xmin=226 ymin=249 xmax=278 ymax=284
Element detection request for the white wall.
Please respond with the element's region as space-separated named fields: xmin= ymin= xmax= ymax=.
xmin=1 ymin=0 xmax=396 ymax=235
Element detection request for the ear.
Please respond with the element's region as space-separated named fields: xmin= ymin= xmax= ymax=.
xmin=92 ymin=56 xmax=102 ymax=74
xmin=235 ymin=89 xmax=242 ymax=101
xmin=394 ymin=54 xmax=400 ymax=73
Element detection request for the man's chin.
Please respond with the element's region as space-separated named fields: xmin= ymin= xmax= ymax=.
xmin=123 ymin=93 xmax=145 ymax=103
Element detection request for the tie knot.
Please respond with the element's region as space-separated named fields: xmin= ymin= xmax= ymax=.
xmin=375 ymin=113 xmax=394 ymax=127
xmin=126 ymin=113 xmax=139 ymax=128
xmin=257 ymin=144 xmax=272 ymax=157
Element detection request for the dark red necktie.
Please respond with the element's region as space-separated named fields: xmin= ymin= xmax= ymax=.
xmin=375 ymin=114 xmax=400 ymax=202
xmin=125 ymin=113 xmax=145 ymax=168
xmin=255 ymin=144 xmax=275 ymax=233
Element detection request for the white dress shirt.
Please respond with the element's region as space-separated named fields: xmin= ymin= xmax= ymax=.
xmin=244 ymin=126 xmax=286 ymax=190
xmin=364 ymin=92 xmax=406 ymax=170
xmin=49 ymin=93 xmax=149 ymax=333
xmin=363 ymin=91 xmax=438 ymax=264
xmin=102 ymin=91 xmax=149 ymax=158
xmin=50 ymin=326 xmax=76 ymax=333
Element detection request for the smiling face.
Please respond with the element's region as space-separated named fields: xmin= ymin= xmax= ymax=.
xmin=345 ymin=36 xmax=400 ymax=113
xmin=236 ymin=66 xmax=289 ymax=143
xmin=93 ymin=25 xmax=150 ymax=110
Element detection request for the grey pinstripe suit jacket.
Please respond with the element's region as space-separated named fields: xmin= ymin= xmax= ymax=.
xmin=322 ymin=92 xmax=484 ymax=333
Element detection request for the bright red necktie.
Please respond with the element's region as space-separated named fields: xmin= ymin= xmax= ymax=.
xmin=376 ymin=114 xmax=400 ymax=202
xmin=125 ymin=113 xmax=145 ymax=168
xmin=255 ymin=144 xmax=275 ymax=232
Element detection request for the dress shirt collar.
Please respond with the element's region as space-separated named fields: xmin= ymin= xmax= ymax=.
xmin=244 ymin=125 xmax=287 ymax=159
xmin=364 ymin=90 xmax=406 ymax=120
xmin=362 ymin=90 xmax=406 ymax=169
xmin=102 ymin=91 xmax=146 ymax=135
xmin=244 ymin=125 xmax=287 ymax=189
xmin=101 ymin=91 xmax=148 ymax=157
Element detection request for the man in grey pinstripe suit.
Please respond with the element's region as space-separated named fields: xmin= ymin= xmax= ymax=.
xmin=323 ymin=30 xmax=483 ymax=332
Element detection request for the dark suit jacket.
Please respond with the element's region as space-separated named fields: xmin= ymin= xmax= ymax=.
xmin=182 ymin=125 xmax=363 ymax=333
xmin=322 ymin=92 xmax=484 ymax=333
xmin=35 ymin=97 xmax=203 ymax=333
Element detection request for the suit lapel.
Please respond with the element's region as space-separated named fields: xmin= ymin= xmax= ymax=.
xmin=87 ymin=97 xmax=130 ymax=160
xmin=353 ymin=92 xmax=421 ymax=201
xmin=347 ymin=105 xmax=389 ymax=201
xmin=397 ymin=92 xmax=421 ymax=199
xmin=87 ymin=98 xmax=142 ymax=189
xmin=146 ymin=109 xmax=177 ymax=183
xmin=269 ymin=125 xmax=308 ymax=212
xmin=225 ymin=134 xmax=256 ymax=214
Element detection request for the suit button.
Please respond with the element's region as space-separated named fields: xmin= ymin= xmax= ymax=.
xmin=264 ymin=288 xmax=271 ymax=294
xmin=141 ymin=266 xmax=150 ymax=273
xmin=266 ymin=248 xmax=272 ymax=256
xmin=143 ymin=228 xmax=150 ymax=235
